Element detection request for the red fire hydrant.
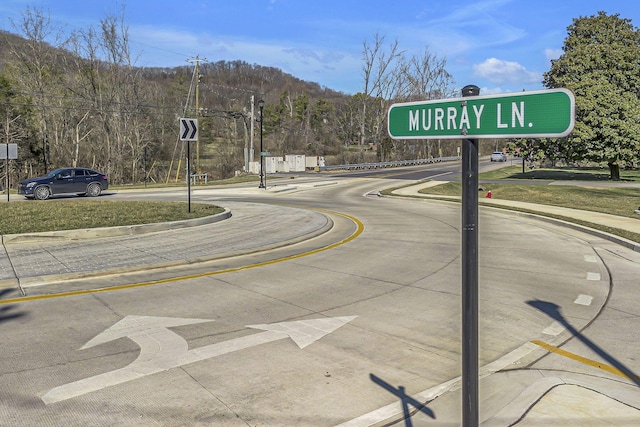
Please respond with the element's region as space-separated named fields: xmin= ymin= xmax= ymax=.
xmin=486 ymin=190 xmax=492 ymax=198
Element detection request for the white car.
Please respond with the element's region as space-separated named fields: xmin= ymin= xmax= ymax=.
xmin=490 ymin=152 xmax=507 ymax=162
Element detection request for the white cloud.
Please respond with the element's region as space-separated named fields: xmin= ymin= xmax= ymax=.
xmin=479 ymin=86 xmax=506 ymax=95
xmin=472 ymin=58 xmax=540 ymax=85
xmin=544 ymin=48 xmax=563 ymax=61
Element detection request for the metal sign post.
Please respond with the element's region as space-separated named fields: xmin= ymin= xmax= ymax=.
xmin=0 ymin=144 xmax=18 ymax=202
xmin=5 ymin=143 xmax=8 ymax=202
xmin=179 ymin=118 xmax=198 ymax=213
xmin=186 ymin=141 xmax=191 ymax=213
xmin=387 ymin=86 xmax=575 ymax=427
xmin=261 ymin=151 xmax=270 ymax=189
xmin=461 ymin=84 xmax=480 ymax=427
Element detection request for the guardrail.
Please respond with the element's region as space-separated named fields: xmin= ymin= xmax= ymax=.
xmin=189 ymin=173 xmax=208 ymax=185
xmin=320 ymin=156 xmax=460 ymax=171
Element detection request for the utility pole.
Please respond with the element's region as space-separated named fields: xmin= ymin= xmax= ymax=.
xmin=187 ymin=55 xmax=207 ymax=174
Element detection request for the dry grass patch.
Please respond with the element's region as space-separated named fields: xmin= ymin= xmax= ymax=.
xmin=0 ymin=200 xmax=223 ymax=234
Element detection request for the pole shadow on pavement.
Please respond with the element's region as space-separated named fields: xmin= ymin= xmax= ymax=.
xmin=0 ymin=289 xmax=27 ymax=323
xmin=369 ymin=373 xmax=436 ymax=426
xmin=527 ymin=299 xmax=640 ymax=386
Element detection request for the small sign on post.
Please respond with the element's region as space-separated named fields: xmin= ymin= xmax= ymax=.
xmin=1 ymin=144 xmax=17 ymax=202
xmin=179 ymin=118 xmax=198 ymax=141
xmin=0 ymin=144 xmax=18 ymax=160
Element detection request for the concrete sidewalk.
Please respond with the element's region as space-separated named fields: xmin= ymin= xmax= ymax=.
xmin=386 ymin=181 xmax=640 ymax=426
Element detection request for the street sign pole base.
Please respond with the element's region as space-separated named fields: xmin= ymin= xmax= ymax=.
xmin=461 ymin=84 xmax=480 ymax=427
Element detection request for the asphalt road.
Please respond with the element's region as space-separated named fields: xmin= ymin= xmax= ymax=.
xmin=1 ymin=161 xmax=638 ymax=426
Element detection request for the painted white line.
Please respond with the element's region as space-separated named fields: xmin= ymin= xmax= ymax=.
xmin=574 ymin=294 xmax=593 ymax=306
xmin=583 ymin=255 xmax=598 ymax=263
xmin=587 ymin=272 xmax=601 ymax=281
xmin=543 ymin=321 xmax=565 ymax=336
xmin=425 ymin=172 xmax=453 ymax=180
xmin=336 ymin=342 xmax=539 ymax=427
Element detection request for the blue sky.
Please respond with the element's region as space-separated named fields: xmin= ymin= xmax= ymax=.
xmin=1 ymin=1 xmax=639 ymax=95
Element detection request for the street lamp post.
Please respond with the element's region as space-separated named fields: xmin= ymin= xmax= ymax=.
xmin=258 ymin=99 xmax=266 ymax=189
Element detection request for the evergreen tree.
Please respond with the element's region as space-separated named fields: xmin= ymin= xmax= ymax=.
xmin=543 ymin=11 xmax=640 ymax=180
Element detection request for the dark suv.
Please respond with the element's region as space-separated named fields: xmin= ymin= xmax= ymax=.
xmin=18 ymin=168 xmax=109 ymax=200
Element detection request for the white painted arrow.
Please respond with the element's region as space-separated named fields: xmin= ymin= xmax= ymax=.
xmin=42 ymin=315 xmax=356 ymax=404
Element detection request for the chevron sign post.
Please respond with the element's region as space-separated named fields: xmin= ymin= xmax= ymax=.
xmin=179 ymin=118 xmax=198 ymax=141
xmin=179 ymin=118 xmax=198 ymax=212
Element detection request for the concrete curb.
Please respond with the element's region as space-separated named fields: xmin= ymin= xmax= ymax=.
xmin=1 ymin=208 xmax=232 ymax=244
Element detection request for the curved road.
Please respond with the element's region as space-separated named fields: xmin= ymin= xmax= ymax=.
xmin=1 ymin=162 xmax=638 ymax=426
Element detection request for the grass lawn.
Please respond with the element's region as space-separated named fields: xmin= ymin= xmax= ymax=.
xmin=479 ymin=165 xmax=640 ymax=182
xmin=420 ymin=182 xmax=640 ymax=219
xmin=0 ymin=174 xmax=253 ymax=234
xmin=420 ymin=166 xmax=640 ymax=216
xmin=0 ymin=201 xmax=223 ymax=235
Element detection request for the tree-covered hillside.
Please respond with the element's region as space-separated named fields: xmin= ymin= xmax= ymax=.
xmin=0 ymin=7 xmax=458 ymax=186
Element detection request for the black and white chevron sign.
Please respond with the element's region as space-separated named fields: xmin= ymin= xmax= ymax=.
xmin=179 ymin=118 xmax=198 ymax=141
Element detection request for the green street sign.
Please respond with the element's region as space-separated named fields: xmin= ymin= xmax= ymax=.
xmin=260 ymin=151 xmax=270 ymax=156
xmin=388 ymin=88 xmax=575 ymax=140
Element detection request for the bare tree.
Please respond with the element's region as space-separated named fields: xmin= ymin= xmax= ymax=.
xmin=358 ymin=35 xmax=456 ymax=162
xmin=400 ymin=47 xmax=456 ymax=101
xmin=397 ymin=47 xmax=457 ymax=159
xmin=97 ymin=9 xmax=159 ymax=183
xmin=359 ymin=33 xmax=403 ymax=161
xmin=7 ymin=6 xmax=66 ymax=173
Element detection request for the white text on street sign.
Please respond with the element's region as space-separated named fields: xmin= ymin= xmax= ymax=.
xmin=388 ymin=88 xmax=575 ymax=140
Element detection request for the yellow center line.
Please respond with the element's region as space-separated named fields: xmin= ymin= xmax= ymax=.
xmin=0 ymin=209 xmax=365 ymax=305
xmin=531 ymin=340 xmax=639 ymax=381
